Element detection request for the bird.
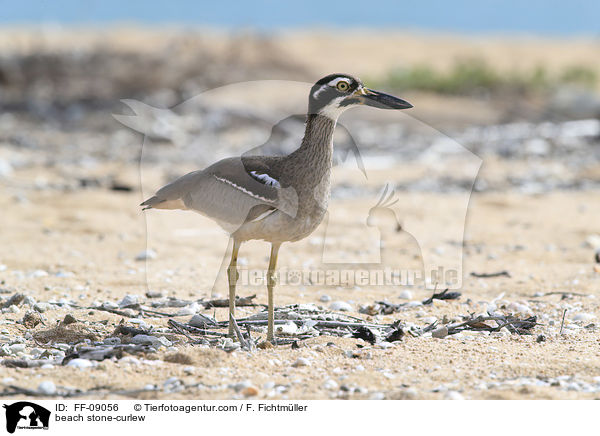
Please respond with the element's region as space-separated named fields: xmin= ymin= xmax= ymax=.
xmin=140 ymin=73 xmax=413 ymax=343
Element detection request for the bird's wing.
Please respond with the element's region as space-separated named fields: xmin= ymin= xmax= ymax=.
xmin=140 ymin=156 xmax=286 ymax=229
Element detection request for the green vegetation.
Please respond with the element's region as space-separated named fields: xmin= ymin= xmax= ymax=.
xmin=373 ymin=59 xmax=597 ymax=96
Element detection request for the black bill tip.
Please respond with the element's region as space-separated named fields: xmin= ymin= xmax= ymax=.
xmin=362 ymin=89 xmax=413 ymax=110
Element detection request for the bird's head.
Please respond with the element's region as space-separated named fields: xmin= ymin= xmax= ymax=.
xmin=308 ymin=73 xmax=413 ymax=120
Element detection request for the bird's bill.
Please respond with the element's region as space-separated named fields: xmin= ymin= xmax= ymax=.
xmin=354 ymin=88 xmax=413 ymax=110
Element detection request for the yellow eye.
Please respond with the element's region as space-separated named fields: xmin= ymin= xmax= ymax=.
xmin=336 ymin=81 xmax=349 ymax=92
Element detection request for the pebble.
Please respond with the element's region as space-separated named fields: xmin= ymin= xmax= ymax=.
xmin=507 ymin=302 xmax=532 ymax=315
xmin=67 ymin=358 xmax=94 ymax=369
xmin=38 ymin=381 xmax=56 ymax=395
xmin=292 ymin=357 xmax=311 ymax=367
xmin=103 ymin=337 xmax=121 ymax=345
xmin=276 ymin=321 xmax=298 ymax=335
xmin=118 ymin=294 xmax=139 ymax=308
xmin=585 ymin=234 xmax=600 ymax=249
xmin=6 ymin=305 xmax=19 ymax=314
xmin=319 ymin=295 xmax=331 ymax=302
xmin=176 ymin=302 xmax=201 ymax=316
xmin=231 ymin=380 xmax=252 ymax=392
xmin=323 ymin=379 xmax=338 ymax=390
xmin=432 ymin=326 xmax=448 ymax=339
xmin=130 ymin=334 xmax=171 ymax=347
xmin=241 ymin=386 xmax=259 ymax=397
xmin=398 ymin=290 xmax=412 ymax=300
xmin=189 ymin=314 xmax=217 ymax=328
xmin=31 ymin=269 xmax=48 ymax=278
xmin=33 ymin=303 xmax=52 ymax=313
xmin=572 ymin=312 xmax=595 ymax=322
xmin=329 ymin=301 xmax=352 ymax=312
xmin=9 ymin=343 xmax=26 ymax=353
xmin=135 ymin=249 xmax=157 ymax=261
xmin=444 ymin=390 xmax=464 ymax=400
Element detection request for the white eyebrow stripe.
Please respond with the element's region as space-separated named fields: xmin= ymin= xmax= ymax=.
xmin=327 ymin=77 xmax=351 ymax=87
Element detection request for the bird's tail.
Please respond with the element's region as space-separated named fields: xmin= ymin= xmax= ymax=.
xmin=140 ymin=196 xmax=186 ymax=211
xmin=140 ymin=196 xmax=161 ymax=210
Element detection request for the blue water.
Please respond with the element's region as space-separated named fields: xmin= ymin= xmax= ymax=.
xmin=2 ymin=0 xmax=599 ymax=36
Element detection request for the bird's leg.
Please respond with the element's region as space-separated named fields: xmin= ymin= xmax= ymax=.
xmin=266 ymin=243 xmax=281 ymax=343
xmin=227 ymin=239 xmax=240 ymax=339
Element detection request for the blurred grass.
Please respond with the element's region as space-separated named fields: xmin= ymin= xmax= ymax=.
xmin=371 ymin=58 xmax=598 ymax=97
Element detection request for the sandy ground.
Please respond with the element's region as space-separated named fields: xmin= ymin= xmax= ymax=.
xmin=2 ymin=163 xmax=600 ymax=400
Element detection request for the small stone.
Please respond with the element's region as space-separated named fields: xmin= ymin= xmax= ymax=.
xmin=276 ymin=321 xmax=298 ymax=335
xmin=103 ymin=337 xmax=121 ymax=345
xmin=319 ymin=295 xmax=331 ymax=303
xmin=146 ymin=290 xmax=165 ymax=298
xmin=135 ymin=249 xmax=157 ymax=261
xmin=176 ymin=302 xmax=201 ymax=316
xmin=21 ymin=311 xmax=42 ymax=328
xmin=398 ymin=290 xmax=412 ymax=300
xmin=33 ymin=303 xmax=51 ymax=313
xmin=130 ymin=334 xmax=170 ymax=347
xmin=292 ymin=357 xmax=311 ymax=367
xmin=432 ymin=326 xmax=448 ymax=339
xmin=231 ymin=381 xmax=252 ymax=392
xmin=444 ymin=390 xmax=464 ymax=400
xmin=189 ymin=313 xmax=217 ymax=328
xmin=66 ymin=358 xmax=94 ymax=369
xmin=499 ymin=326 xmax=511 ymax=335
xmin=507 ymin=302 xmax=532 ymax=315
xmin=38 ymin=381 xmax=56 ymax=395
xmin=585 ymin=234 xmax=600 ymax=250
xmin=330 ymin=301 xmax=352 ymax=312
xmin=323 ymin=379 xmax=338 ymax=390
xmin=3 ymin=293 xmax=25 ymax=308
xmin=241 ymin=386 xmax=259 ymax=397
xmin=536 ymin=334 xmax=546 ymax=343
xmin=62 ymin=314 xmax=77 ymax=325
xmin=9 ymin=343 xmax=26 ymax=353
xmin=31 ymin=270 xmax=48 ymax=278
xmin=573 ymin=312 xmax=595 ymax=322
xmin=118 ymin=294 xmax=139 ymax=308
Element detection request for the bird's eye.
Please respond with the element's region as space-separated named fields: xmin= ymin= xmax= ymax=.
xmin=336 ymin=81 xmax=349 ymax=92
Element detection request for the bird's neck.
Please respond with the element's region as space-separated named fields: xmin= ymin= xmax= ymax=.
xmin=295 ymin=113 xmax=336 ymax=163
